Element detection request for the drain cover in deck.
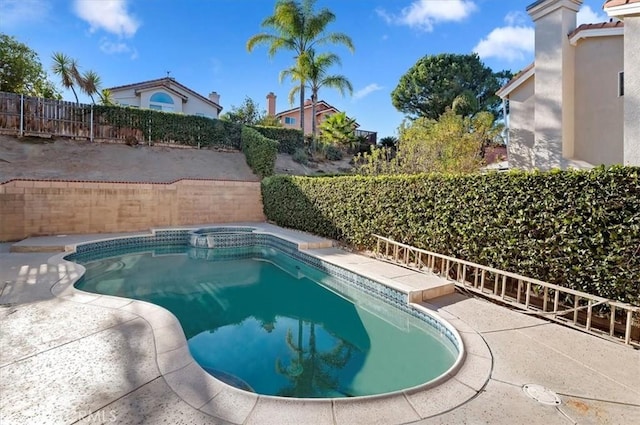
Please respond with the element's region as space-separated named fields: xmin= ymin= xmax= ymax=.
xmin=522 ymin=384 xmax=561 ymax=405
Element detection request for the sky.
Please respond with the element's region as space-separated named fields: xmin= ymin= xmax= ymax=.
xmin=0 ymin=0 xmax=611 ymax=138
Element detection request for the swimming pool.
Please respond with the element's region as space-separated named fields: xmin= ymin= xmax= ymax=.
xmin=67 ymin=228 xmax=463 ymax=399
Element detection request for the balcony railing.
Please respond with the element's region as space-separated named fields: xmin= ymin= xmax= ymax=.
xmin=355 ymin=129 xmax=377 ymax=145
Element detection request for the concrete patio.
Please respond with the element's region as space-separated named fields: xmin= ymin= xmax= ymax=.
xmin=1 ymin=227 xmax=639 ymax=424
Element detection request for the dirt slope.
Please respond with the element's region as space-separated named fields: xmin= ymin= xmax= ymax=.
xmin=0 ymin=135 xmax=259 ymax=183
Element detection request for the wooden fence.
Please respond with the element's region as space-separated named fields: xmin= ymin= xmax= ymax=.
xmin=0 ymin=92 xmax=144 ymax=143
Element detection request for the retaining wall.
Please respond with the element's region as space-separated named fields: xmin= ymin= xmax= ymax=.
xmin=0 ymin=179 xmax=265 ymax=241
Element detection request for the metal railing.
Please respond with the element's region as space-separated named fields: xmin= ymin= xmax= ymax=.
xmin=373 ymin=234 xmax=640 ymax=347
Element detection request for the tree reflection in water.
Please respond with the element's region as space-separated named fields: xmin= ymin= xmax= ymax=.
xmin=276 ymin=320 xmax=354 ymax=398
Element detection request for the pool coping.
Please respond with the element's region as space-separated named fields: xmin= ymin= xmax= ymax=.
xmin=46 ymin=225 xmax=493 ymax=425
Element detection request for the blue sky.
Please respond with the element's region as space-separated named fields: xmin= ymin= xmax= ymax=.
xmin=1 ymin=0 xmax=610 ymax=138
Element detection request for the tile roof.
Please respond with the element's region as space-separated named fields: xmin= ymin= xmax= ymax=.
xmin=604 ymin=0 xmax=640 ymax=7
xmin=568 ymin=20 xmax=624 ymax=38
xmin=496 ymin=63 xmax=534 ymax=97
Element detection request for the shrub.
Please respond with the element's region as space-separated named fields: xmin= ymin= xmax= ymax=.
xmin=261 ymin=167 xmax=640 ymax=305
xmin=292 ymin=148 xmax=309 ymax=165
xmin=324 ymin=144 xmax=343 ymax=161
xmin=250 ymin=125 xmax=304 ymax=154
xmin=93 ymin=105 xmax=243 ymax=148
xmin=241 ymin=127 xmax=278 ymax=178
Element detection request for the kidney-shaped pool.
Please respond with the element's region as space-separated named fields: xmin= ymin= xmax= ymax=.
xmin=70 ymin=232 xmax=461 ymax=398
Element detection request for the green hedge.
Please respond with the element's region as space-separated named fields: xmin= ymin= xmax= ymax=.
xmin=241 ymin=127 xmax=278 ymax=178
xmin=250 ymin=125 xmax=304 ymax=154
xmin=93 ymin=105 xmax=243 ymax=148
xmin=261 ymin=167 xmax=640 ymax=305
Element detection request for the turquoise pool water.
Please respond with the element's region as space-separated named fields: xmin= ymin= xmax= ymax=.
xmin=74 ymin=245 xmax=458 ymax=398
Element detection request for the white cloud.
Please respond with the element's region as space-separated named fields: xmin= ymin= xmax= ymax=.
xmin=474 ymin=26 xmax=534 ymax=62
xmin=0 ymin=0 xmax=50 ymax=29
xmin=576 ymin=5 xmax=608 ymax=26
xmin=73 ymin=0 xmax=140 ymax=37
xmin=100 ymin=39 xmax=138 ymax=59
xmin=353 ymin=83 xmax=383 ymax=101
xmin=504 ymin=11 xmax=527 ymax=26
xmin=377 ymin=0 xmax=477 ymax=32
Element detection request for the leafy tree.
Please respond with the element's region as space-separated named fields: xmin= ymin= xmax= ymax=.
xmin=319 ymin=111 xmax=356 ymax=149
xmin=281 ymin=49 xmax=353 ymax=139
xmin=247 ymin=0 xmax=354 ymax=134
xmin=356 ymin=107 xmax=502 ymax=175
xmin=0 ymin=33 xmax=60 ymax=99
xmin=256 ymin=114 xmax=282 ymax=127
xmin=221 ymin=96 xmax=266 ymax=125
xmin=391 ymin=53 xmax=512 ymax=120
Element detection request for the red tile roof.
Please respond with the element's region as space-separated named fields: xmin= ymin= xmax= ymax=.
xmin=568 ymin=20 xmax=624 ymax=38
xmin=496 ymin=62 xmax=534 ymax=97
xmin=604 ymin=0 xmax=640 ymax=7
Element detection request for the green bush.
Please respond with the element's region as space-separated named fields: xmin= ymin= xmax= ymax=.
xmin=250 ymin=125 xmax=304 ymax=154
xmin=93 ymin=105 xmax=243 ymax=148
xmin=261 ymin=167 xmax=640 ymax=305
xmin=324 ymin=144 xmax=343 ymax=161
xmin=293 ymin=148 xmax=309 ymax=165
xmin=241 ymin=127 xmax=278 ymax=178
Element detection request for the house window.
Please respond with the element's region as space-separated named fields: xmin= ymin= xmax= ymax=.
xmin=149 ymin=92 xmax=175 ymax=112
xmin=284 ymin=116 xmax=296 ymax=125
xmin=618 ymin=71 xmax=624 ymax=97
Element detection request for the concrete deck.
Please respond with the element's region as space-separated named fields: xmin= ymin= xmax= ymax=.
xmin=1 ymin=226 xmax=639 ymax=424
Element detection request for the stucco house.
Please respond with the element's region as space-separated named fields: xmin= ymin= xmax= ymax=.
xmin=266 ymin=92 xmax=377 ymax=144
xmin=108 ymin=77 xmax=223 ymax=119
xmin=497 ymin=0 xmax=639 ymax=170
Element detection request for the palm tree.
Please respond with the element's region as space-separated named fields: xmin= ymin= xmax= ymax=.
xmin=319 ymin=111 xmax=357 ymax=149
xmin=51 ymin=52 xmax=81 ymax=104
xmin=79 ymin=70 xmax=102 ymax=104
xmin=98 ymin=88 xmax=114 ymax=106
xmin=247 ymin=0 xmax=354 ymax=134
xmin=280 ymin=49 xmax=353 ymax=141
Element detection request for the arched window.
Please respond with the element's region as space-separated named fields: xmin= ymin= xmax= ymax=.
xmin=149 ymin=92 xmax=174 ymax=112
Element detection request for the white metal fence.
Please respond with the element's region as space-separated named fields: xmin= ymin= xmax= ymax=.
xmin=373 ymin=234 xmax=640 ymax=347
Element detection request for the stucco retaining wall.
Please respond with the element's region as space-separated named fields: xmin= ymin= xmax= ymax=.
xmin=0 ymin=179 xmax=265 ymax=241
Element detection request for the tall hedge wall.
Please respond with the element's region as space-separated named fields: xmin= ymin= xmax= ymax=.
xmin=93 ymin=105 xmax=243 ymax=148
xmin=261 ymin=167 xmax=640 ymax=304
xmin=250 ymin=125 xmax=304 ymax=154
xmin=241 ymin=127 xmax=278 ymax=178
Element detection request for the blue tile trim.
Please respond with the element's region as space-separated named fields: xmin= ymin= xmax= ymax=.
xmin=64 ymin=227 xmax=460 ymax=351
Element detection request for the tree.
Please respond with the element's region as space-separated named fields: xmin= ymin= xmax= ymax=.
xmin=79 ymin=69 xmax=101 ymax=104
xmin=356 ymin=106 xmax=502 ymax=175
xmin=319 ymin=111 xmax=356 ymax=149
xmin=281 ymin=49 xmax=352 ymax=139
xmin=247 ymin=0 xmax=354 ymax=134
xmin=0 ymin=33 xmax=60 ymax=99
xmin=391 ymin=53 xmax=512 ymax=120
xmin=220 ymin=96 xmax=266 ymax=125
xmin=51 ymin=52 xmax=81 ymax=104
xmin=98 ymin=88 xmax=114 ymax=106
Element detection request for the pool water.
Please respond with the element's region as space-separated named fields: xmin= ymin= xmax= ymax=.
xmin=74 ymin=245 xmax=458 ymax=398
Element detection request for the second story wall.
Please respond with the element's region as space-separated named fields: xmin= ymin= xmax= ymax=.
xmin=574 ymin=36 xmax=624 ymax=165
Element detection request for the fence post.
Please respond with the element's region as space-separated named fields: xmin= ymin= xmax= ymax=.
xmin=19 ymin=94 xmax=24 ymax=136
xmin=90 ymin=104 xmax=94 ymax=142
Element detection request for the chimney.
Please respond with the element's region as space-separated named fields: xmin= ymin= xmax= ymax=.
xmin=266 ymin=92 xmax=276 ymax=116
xmin=208 ymin=91 xmax=220 ymax=104
xmin=527 ymin=0 xmax=582 ymax=169
xmin=304 ymin=98 xmax=312 ymax=106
